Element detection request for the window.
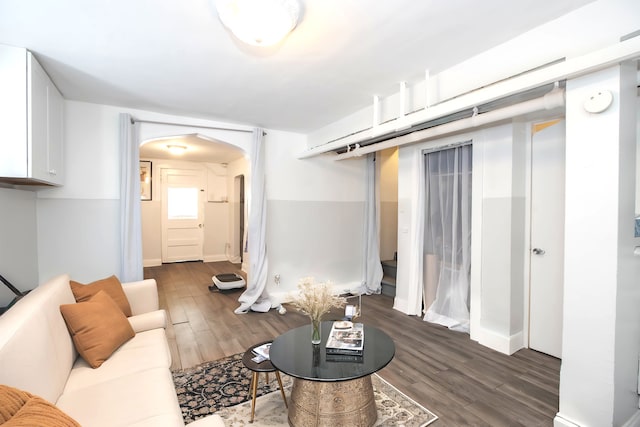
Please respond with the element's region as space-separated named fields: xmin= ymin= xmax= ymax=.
xmin=167 ymin=188 xmax=198 ymax=219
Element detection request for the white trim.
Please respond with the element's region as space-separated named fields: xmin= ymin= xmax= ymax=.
xmin=554 ymin=414 xmax=582 ymax=427
xmin=477 ymin=327 xmax=524 ymax=355
xmin=143 ymin=258 xmax=162 ymax=268
xmin=469 ymin=137 xmax=483 ymax=343
xmin=204 ymin=254 xmax=228 ymax=262
xmin=551 ymin=410 xmax=640 ymax=427
xmin=522 ymin=121 xmax=534 ymax=349
xmin=621 ymin=410 xmax=640 ymax=427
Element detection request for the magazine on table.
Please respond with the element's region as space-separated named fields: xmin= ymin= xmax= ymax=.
xmin=326 ymin=321 xmax=364 ymax=355
xmin=252 ymin=343 xmax=271 ymax=360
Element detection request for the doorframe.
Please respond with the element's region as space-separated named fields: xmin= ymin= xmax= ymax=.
xmin=522 ymin=121 xmax=534 ymax=349
xmin=231 ymin=174 xmax=245 ymax=265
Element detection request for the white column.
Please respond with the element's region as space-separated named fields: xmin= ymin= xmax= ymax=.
xmin=556 ymin=63 xmax=640 ymax=427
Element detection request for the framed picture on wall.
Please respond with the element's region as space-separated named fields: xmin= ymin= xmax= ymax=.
xmin=140 ymin=160 xmax=152 ymax=201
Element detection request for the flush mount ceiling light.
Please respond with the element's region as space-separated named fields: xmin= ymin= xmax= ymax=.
xmin=167 ymin=144 xmax=188 ymax=155
xmin=216 ymin=0 xmax=300 ymax=46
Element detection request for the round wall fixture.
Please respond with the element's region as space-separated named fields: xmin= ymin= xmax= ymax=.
xmin=583 ymin=90 xmax=613 ymax=113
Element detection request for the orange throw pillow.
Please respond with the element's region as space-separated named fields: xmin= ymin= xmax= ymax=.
xmin=70 ymin=274 xmax=132 ymax=317
xmin=0 ymin=384 xmax=80 ymax=426
xmin=60 ymin=290 xmax=135 ymax=368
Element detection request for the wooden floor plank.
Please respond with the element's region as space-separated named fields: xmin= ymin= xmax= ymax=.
xmin=146 ymin=261 xmax=560 ymax=426
xmin=173 ymin=322 xmax=203 ymax=368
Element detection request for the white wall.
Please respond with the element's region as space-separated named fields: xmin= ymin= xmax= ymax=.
xmin=0 ymin=188 xmax=38 ymax=305
xmin=203 ymin=201 xmax=230 ymax=262
xmin=36 ymin=101 xmax=121 ymax=282
xmin=29 ymin=100 xmax=367 ymax=305
xmin=265 ymin=129 xmax=366 ymax=301
xmin=36 ymin=100 xmax=254 ymax=282
xmin=482 ymin=123 xmax=529 ymax=352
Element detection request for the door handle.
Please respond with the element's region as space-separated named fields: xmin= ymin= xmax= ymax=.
xmin=198 ymin=224 xmax=203 ymax=228
xmin=532 ymin=248 xmax=545 ymax=255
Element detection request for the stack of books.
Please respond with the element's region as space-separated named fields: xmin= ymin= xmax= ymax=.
xmin=325 ymin=321 xmax=364 ymax=362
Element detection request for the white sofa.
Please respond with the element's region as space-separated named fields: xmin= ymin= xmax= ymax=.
xmin=0 ymin=273 xmax=224 ymax=427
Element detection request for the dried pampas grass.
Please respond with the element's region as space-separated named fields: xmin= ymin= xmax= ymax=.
xmin=290 ymin=277 xmax=346 ymax=322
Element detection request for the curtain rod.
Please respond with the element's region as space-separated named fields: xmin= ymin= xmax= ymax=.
xmin=130 ymin=117 xmax=260 ymax=134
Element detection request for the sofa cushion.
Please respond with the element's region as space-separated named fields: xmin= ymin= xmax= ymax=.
xmin=0 ymin=384 xmax=80 ymax=427
xmin=70 ymin=275 xmax=132 ymax=317
xmin=56 ymin=368 xmax=185 ymax=427
xmin=63 ymin=329 xmax=172 ymax=393
xmin=60 ymin=290 xmax=135 ymax=368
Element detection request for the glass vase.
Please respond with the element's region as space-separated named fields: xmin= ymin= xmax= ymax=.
xmin=311 ymin=318 xmax=321 ymax=345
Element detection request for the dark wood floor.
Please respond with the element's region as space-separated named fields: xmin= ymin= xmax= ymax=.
xmin=145 ymin=261 xmax=560 ymax=427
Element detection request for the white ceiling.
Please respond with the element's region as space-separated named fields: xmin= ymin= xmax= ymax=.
xmin=0 ymin=0 xmax=596 ymax=134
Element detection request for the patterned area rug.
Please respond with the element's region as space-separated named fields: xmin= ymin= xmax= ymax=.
xmin=172 ymin=353 xmax=438 ymax=426
xmin=172 ymin=353 xmax=292 ymax=423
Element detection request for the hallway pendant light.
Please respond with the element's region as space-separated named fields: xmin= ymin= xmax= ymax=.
xmin=167 ymin=144 xmax=187 ymax=155
xmin=216 ymin=0 xmax=300 ymax=46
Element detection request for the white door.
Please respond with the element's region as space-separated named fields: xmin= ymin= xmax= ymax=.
xmin=529 ymin=119 xmax=565 ymax=359
xmin=161 ymin=168 xmax=204 ymax=263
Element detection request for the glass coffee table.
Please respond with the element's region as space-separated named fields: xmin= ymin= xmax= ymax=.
xmin=270 ymin=322 xmax=395 ymax=427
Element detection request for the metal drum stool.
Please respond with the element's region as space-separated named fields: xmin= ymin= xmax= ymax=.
xmin=242 ymin=341 xmax=288 ymax=422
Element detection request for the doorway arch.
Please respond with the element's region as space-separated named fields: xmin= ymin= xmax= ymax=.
xmin=138 ymin=130 xmax=249 ymax=269
xmin=121 ymin=116 xmax=268 ymax=313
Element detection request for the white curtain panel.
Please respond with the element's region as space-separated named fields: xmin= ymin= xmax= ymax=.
xmin=235 ymin=128 xmax=271 ymax=314
xmin=119 ymin=113 xmax=143 ymax=282
xmin=405 ymin=149 xmax=426 ymax=316
xmin=423 ymin=145 xmax=472 ymax=333
xmin=360 ymin=153 xmax=383 ymax=295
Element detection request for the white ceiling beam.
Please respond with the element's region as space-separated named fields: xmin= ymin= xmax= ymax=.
xmin=297 ymin=36 xmax=640 ymax=159
xmin=336 ymin=88 xmax=565 ymax=160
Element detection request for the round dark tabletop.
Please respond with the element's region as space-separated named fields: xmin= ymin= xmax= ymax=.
xmin=242 ymin=340 xmax=277 ymax=373
xmin=270 ymin=322 xmax=395 ymax=382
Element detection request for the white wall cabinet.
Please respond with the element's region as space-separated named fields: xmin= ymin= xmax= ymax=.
xmin=206 ymin=163 xmax=228 ymax=202
xmin=0 ymin=45 xmax=64 ymax=186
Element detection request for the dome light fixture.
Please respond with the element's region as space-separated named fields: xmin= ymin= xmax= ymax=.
xmin=167 ymin=144 xmax=188 ymax=155
xmin=216 ymin=0 xmax=300 ymax=47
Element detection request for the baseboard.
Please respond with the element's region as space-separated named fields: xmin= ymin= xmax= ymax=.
xmin=269 ymin=290 xmax=287 ymax=306
xmin=143 ymin=258 xmax=162 ymax=267
xmin=478 ymin=327 xmax=524 ymax=355
xmin=554 ymin=414 xmax=581 ymax=427
xmin=144 ymin=256 xmax=231 ymax=266
xmin=554 ymin=409 xmax=640 ymax=427
xmin=621 ymin=409 xmax=640 ymax=427
xmin=204 ymin=254 xmax=228 ymax=262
